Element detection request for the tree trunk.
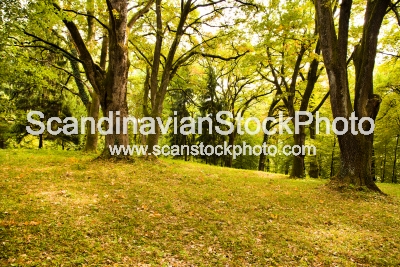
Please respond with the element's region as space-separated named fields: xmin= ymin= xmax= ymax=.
xmin=284 ymin=161 xmax=290 ymax=175
xmin=258 ymin=133 xmax=269 ymax=171
xmin=258 ymin=99 xmax=279 ymax=171
xmin=309 ymin=156 xmax=319 ymax=178
xmin=291 ymin=123 xmax=306 ymax=178
xmin=371 ymin=147 xmax=376 ymax=181
xmin=382 ymin=143 xmax=387 ymax=182
xmin=290 ymin=38 xmax=321 ymax=178
xmin=84 ymin=93 xmax=100 ymax=152
xmin=332 ymin=133 xmax=380 ymax=190
xmin=146 ymin=115 xmax=161 ymax=156
xmin=392 ymin=135 xmax=399 ymax=183
xmin=95 ymin=0 xmax=130 ymax=158
xmin=0 ymin=139 xmax=5 ymax=149
xmin=39 ymin=133 xmax=43 ymax=149
xmin=225 ymin=130 xmax=236 ymax=167
xmin=309 ymin=115 xmax=319 ymax=178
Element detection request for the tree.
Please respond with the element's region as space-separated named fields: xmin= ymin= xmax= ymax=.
xmin=197 ymin=66 xmax=227 ymax=165
xmin=215 ymin=58 xmax=272 ymax=168
xmin=314 ymin=0 xmax=393 ymax=190
xmin=135 ymin=0 xmax=255 ymax=156
xmin=22 ymin=0 xmax=155 ymax=158
xmin=167 ymin=87 xmax=196 ymax=162
xmin=256 ymin=0 xmax=324 ymax=177
xmin=258 ymin=95 xmax=280 ymax=171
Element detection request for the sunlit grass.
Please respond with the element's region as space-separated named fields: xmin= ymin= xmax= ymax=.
xmin=0 ymin=149 xmax=399 ymax=266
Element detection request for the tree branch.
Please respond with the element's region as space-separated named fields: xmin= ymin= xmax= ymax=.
xmin=388 ymin=2 xmax=400 ymax=26
xmin=127 ymin=0 xmax=155 ymax=29
xmin=311 ymin=91 xmax=330 ymax=114
xmin=195 ymin=51 xmax=249 ymax=61
xmin=58 ymin=8 xmax=110 ymax=31
xmin=23 ymin=30 xmax=83 ymax=64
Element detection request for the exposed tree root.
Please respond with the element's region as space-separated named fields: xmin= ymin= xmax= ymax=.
xmin=327 ymin=177 xmax=386 ymax=195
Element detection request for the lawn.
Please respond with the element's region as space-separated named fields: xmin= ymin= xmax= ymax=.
xmin=0 ymin=149 xmax=399 ymax=266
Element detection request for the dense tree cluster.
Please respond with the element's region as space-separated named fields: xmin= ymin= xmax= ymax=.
xmin=1 ymin=0 xmax=400 ymax=189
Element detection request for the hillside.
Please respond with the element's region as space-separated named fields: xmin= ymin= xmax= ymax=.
xmin=0 ymin=150 xmax=400 ymax=266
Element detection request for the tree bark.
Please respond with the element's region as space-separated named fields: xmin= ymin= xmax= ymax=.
xmin=291 ymin=123 xmax=306 ymax=178
xmin=84 ymin=92 xmax=100 ymax=152
xmin=315 ymin=0 xmax=389 ymax=191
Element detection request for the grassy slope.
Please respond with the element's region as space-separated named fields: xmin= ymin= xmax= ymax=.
xmin=0 ymin=150 xmax=399 ymax=266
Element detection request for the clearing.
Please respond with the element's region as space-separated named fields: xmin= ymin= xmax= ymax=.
xmin=0 ymin=150 xmax=399 ymax=266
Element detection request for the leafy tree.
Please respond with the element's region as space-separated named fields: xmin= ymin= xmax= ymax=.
xmin=314 ymin=0 xmax=395 ymax=191
xmin=197 ymin=66 xmax=226 ymax=165
xmin=135 ymin=0 xmax=256 ymax=156
xmin=256 ymin=0 xmax=325 ymax=178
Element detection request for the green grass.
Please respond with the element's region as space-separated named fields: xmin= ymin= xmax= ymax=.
xmin=0 ymin=149 xmax=400 ymax=266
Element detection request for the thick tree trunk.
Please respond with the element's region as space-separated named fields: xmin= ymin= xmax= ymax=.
xmin=99 ymin=0 xmax=130 ymax=158
xmin=291 ymin=124 xmax=306 ymax=178
xmin=100 ymin=98 xmax=129 ymax=158
xmin=331 ymin=132 xmax=380 ymax=190
xmin=315 ymin=0 xmax=389 ymax=191
xmin=59 ymin=0 xmax=133 ymax=159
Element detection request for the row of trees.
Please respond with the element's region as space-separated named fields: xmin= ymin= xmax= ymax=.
xmin=1 ymin=0 xmax=400 ymax=190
